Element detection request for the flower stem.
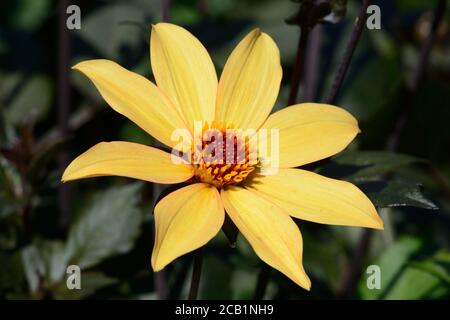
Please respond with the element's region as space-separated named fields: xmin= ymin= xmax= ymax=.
xmin=288 ymin=26 xmax=310 ymax=105
xmin=325 ymin=0 xmax=371 ymax=104
xmin=336 ymin=228 xmax=372 ymax=297
xmin=304 ymin=25 xmax=323 ymax=101
xmin=57 ymin=0 xmax=73 ymax=228
xmin=253 ymin=264 xmax=270 ymax=299
xmin=188 ymin=248 xmax=203 ymax=300
xmin=162 ymin=0 xmax=171 ymax=22
xmin=155 ymin=271 xmax=168 ymax=300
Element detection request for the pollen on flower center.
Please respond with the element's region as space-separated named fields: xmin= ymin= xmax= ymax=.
xmin=192 ymin=122 xmax=257 ymax=188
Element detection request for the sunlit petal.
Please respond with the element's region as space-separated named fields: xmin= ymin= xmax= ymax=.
xmin=221 ymin=186 xmax=311 ymax=289
xmin=260 ymin=103 xmax=360 ymax=167
xmin=215 ymin=29 xmax=282 ymax=130
xmin=73 ymin=59 xmax=189 ymax=149
xmin=62 ymin=141 xmax=193 ymax=184
xmin=152 ymin=183 xmax=224 ymax=271
xmin=248 ymin=168 xmax=383 ymax=229
xmin=151 ymin=23 xmax=218 ymax=129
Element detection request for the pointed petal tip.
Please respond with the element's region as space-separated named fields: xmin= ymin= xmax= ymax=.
xmin=61 ymin=173 xmax=74 ymax=184
xmin=71 ymin=60 xmax=93 ymax=72
xmin=61 ymin=170 xmax=70 ymax=183
xmin=71 ymin=62 xmax=82 ymax=71
xmin=151 ymin=22 xmax=174 ymax=33
xmin=373 ymin=219 xmax=385 ymax=230
xmin=151 ymin=257 xmax=164 ymax=272
xmin=294 ymin=268 xmax=311 ymax=291
xmin=369 ymin=207 xmax=384 ymax=230
xmin=303 ymin=281 xmax=312 ymax=291
xmin=151 ymin=249 xmax=166 ymax=272
xmin=248 ymin=28 xmax=263 ymax=41
xmin=150 ymin=23 xmax=160 ymax=32
xmin=354 ymin=207 xmax=384 ymax=230
xmin=295 ymin=277 xmax=311 ymax=291
xmin=363 ymin=213 xmax=384 ymax=230
xmin=71 ymin=59 xmax=112 ymax=71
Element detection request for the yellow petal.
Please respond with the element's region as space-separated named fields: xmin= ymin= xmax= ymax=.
xmin=62 ymin=141 xmax=193 ymax=184
xmin=248 ymin=169 xmax=383 ymax=229
xmin=215 ymin=29 xmax=282 ymax=130
xmin=260 ymin=103 xmax=360 ymax=168
xmin=73 ymin=59 xmax=189 ymax=149
xmin=221 ymin=186 xmax=311 ymax=290
xmin=151 ymin=23 xmax=218 ymax=128
xmin=152 ymin=183 xmax=224 ymax=271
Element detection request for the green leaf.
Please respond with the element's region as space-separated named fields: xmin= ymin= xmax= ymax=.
xmin=66 ymin=183 xmax=144 ymax=269
xmin=5 ymin=75 xmax=53 ymax=126
xmin=334 ymin=151 xmax=423 ymax=182
xmin=358 ymin=236 xmax=423 ymax=299
xmin=383 ymin=266 xmax=449 ymax=300
xmin=78 ymin=3 xmax=146 ymax=60
xmin=21 ymin=240 xmax=117 ymax=299
xmin=40 ymin=241 xmax=71 ymax=285
xmin=435 ymin=250 xmax=450 ymax=263
xmin=21 ymin=241 xmax=69 ymax=293
xmin=9 ymin=0 xmax=51 ymax=31
xmin=358 ymin=237 xmax=449 ymax=299
xmin=323 ymin=152 xmax=436 ymax=209
xmin=367 ymin=179 xmax=438 ymax=210
xmin=410 ymin=250 xmax=450 ymax=285
xmin=21 ymin=244 xmax=46 ymax=293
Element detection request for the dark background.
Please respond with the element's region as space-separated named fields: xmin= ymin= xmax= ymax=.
xmin=0 ymin=0 xmax=449 ymax=299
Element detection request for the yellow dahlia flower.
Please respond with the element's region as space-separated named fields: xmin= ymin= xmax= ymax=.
xmin=62 ymin=23 xmax=383 ymax=290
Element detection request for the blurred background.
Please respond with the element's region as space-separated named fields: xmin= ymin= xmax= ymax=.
xmin=0 ymin=0 xmax=449 ymax=300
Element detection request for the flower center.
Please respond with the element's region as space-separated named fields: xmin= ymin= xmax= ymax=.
xmin=192 ymin=122 xmax=257 ymax=188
